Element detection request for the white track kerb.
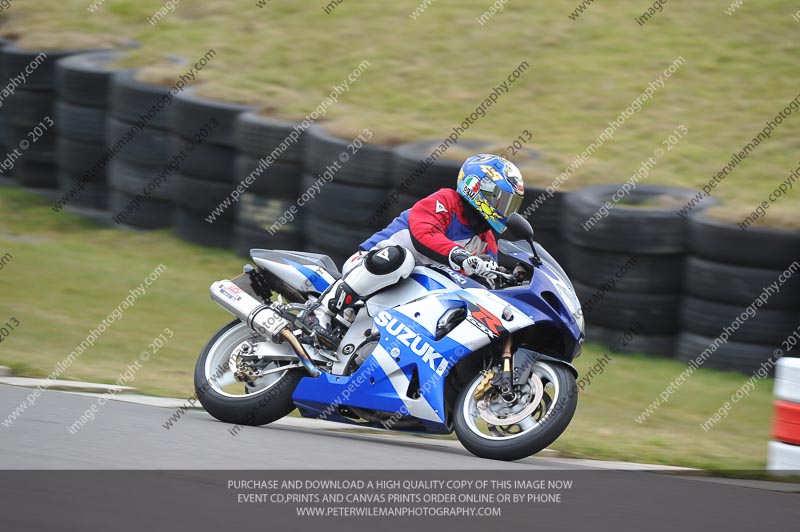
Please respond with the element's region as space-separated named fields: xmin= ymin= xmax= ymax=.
xmin=1 ymin=265 xmax=167 ymax=428
xmin=204 ymin=60 xmax=371 ymax=224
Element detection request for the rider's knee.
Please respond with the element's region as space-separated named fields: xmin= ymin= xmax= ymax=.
xmin=332 ymin=246 xmax=415 ymax=310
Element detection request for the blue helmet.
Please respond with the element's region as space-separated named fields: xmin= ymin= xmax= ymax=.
xmin=456 ymin=154 xmax=525 ymax=233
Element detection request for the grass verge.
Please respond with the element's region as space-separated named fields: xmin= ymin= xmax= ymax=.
xmin=2 ymin=0 xmax=799 ymax=225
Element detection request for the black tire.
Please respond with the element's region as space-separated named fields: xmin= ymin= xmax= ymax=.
xmin=110 ymin=71 xmax=175 ymax=130
xmin=680 ymin=296 xmax=800 ymax=345
xmin=586 ymin=324 xmax=675 ymax=357
xmin=2 ymin=45 xmax=107 ymax=90
xmin=8 ymin=123 xmax=56 ymax=163
xmin=689 ymin=210 xmax=800 ymax=269
xmin=56 ymin=137 xmax=108 ymax=178
xmin=684 ymin=257 xmax=800 ymax=310
xmin=519 ymin=184 xmax=563 ymax=231
xmin=0 ymin=38 xmax=11 ymax=82
xmin=562 ymin=185 xmax=713 ymax=254
xmin=534 ymin=230 xmax=568 ymax=270
xmin=237 ymin=193 xmax=298 ymax=230
xmin=234 ymin=112 xmax=305 ymax=163
xmin=234 ymin=224 xmax=304 ymax=257
xmin=453 ymin=362 xmax=577 ymax=461
xmin=108 ymin=189 xmax=172 ymax=228
xmin=174 ymin=173 xmax=236 ymax=217
xmin=194 ymin=320 xmax=304 ymax=426
xmin=304 ymin=125 xmax=392 ymax=187
xmin=108 ymin=160 xmax=177 ymax=201
xmin=385 ymin=192 xmax=422 ymax=220
xmin=107 ymin=118 xmax=172 ymax=167
xmin=573 ymin=280 xmax=680 ymax=334
xmin=55 ymin=51 xmax=128 ymax=108
xmin=4 ymin=89 xmax=54 ymax=127
xmin=300 ymin=173 xmax=389 ymax=228
xmin=57 ymin=172 xmax=108 ymax=209
xmin=15 ymin=159 xmax=57 ymax=188
xmin=172 ymin=91 xmax=254 ymax=147
xmin=305 ymin=214 xmax=371 ymax=252
xmin=233 ymin=154 xmax=302 ymax=198
xmin=171 ymin=136 xmax=235 ymax=182
xmin=565 ymin=245 xmax=683 ymax=293
xmin=54 ymin=101 xmax=107 ymax=143
xmin=391 ymin=139 xmax=490 ymax=196
xmin=676 ymin=332 xmax=782 ymax=374
xmin=174 ymin=207 xmax=234 ymax=248
xmin=0 ymin=112 xmax=7 ymax=147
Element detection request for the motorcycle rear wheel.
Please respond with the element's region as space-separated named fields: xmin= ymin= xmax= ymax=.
xmin=194 ymin=319 xmax=304 ymax=426
xmin=454 ymin=361 xmax=577 ymax=461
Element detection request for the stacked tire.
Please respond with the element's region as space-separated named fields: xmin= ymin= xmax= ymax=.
xmin=302 ymin=126 xmax=395 ymax=267
xmin=768 ymin=358 xmax=800 ymax=473
xmin=0 ymin=39 xmax=10 ymax=177
xmin=677 ymin=211 xmax=800 ymax=372
xmin=519 ymin=184 xmax=568 ymax=268
xmin=54 ymin=51 xmax=127 ymax=209
xmin=107 ymin=70 xmax=180 ymax=228
xmin=0 ymin=45 xmax=91 ymax=187
xmin=170 ymin=91 xmax=254 ymax=247
xmin=232 ymin=112 xmax=306 ymax=257
xmin=387 ymin=140 xmax=492 ymax=221
xmin=562 ymin=185 xmax=706 ymax=356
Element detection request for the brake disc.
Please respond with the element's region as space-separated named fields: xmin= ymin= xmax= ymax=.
xmin=476 ymin=372 xmax=545 ymax=426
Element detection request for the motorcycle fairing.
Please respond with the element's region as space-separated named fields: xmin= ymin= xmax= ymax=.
xmin=491 ymin=262 xmax=584 ymax=360
xmin=292 ymin=285 xmax=535 ymax=430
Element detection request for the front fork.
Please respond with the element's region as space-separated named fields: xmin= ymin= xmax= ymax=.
xmin=497 ymin=335 xmax=516 ymax=401
xmin=473 ymin=335 xmax=517 ymax=403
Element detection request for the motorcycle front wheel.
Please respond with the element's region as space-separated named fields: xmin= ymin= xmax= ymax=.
xmin=454 ymin=360 xmax=577 ymax=461
xmin=194 ymin=319 xmax=304 ymax=427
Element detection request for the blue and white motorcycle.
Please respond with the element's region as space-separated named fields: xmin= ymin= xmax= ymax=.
xmin=195 ymin=214 xmax=584 ymax=461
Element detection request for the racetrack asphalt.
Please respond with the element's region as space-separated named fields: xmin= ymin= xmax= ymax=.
xmin=1 ymin=384 xmax=799 ymax=532
xmin=0 ymin=383 xmax=613 ymax=470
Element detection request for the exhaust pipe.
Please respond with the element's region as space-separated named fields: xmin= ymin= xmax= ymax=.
xmin=210 ymin=280 xmax=321 ymax=377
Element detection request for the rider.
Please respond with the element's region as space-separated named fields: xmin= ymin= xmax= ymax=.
xmin=313 ymin=154 xmax=525 ymax=331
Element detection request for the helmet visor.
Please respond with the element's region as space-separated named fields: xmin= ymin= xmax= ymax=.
xmin=483 ymin=180 xmax=523 ymax=219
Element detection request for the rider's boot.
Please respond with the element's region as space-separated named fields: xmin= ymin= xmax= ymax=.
xmin=308 ymin=246 xmax=416 ymax=337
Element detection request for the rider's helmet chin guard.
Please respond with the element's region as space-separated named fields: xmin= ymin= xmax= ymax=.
xmin=456 ymin=154 xmax=525 ymax=233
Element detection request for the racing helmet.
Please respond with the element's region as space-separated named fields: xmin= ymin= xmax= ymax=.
xmin=456 ymin=154 xmax=525 ymax=233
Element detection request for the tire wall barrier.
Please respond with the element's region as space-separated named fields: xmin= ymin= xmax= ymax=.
xmin=561 ymin=185 xmax=705 ymax=357
xmin=678 ymin=210 xmax=800 ymax=373
xmin=767 ymin=358 xmax=800 ymax=473
xmin=2 ymin=45 xmax=111 ymax=187
xmin=169 ymin=90 xmax=254 ymax=247
xmin=107 ymin=70 xmax=182 ymax=228
xmin=232 ymin=112 xmax=306 ymax=257
xmin=55 ymin=51 xmax=128 ymax=209
xmin=301 ymin=125 xmax=394 ymax=267
xmin=0 ymin=39 xmax=9 ymax=176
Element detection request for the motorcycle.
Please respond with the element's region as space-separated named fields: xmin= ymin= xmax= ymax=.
xmin=194 ymin=213 xmax=584 ymax=461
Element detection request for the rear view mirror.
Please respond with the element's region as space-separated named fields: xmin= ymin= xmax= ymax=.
xmin=506 ymin=212 xmax=534 ymax=241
